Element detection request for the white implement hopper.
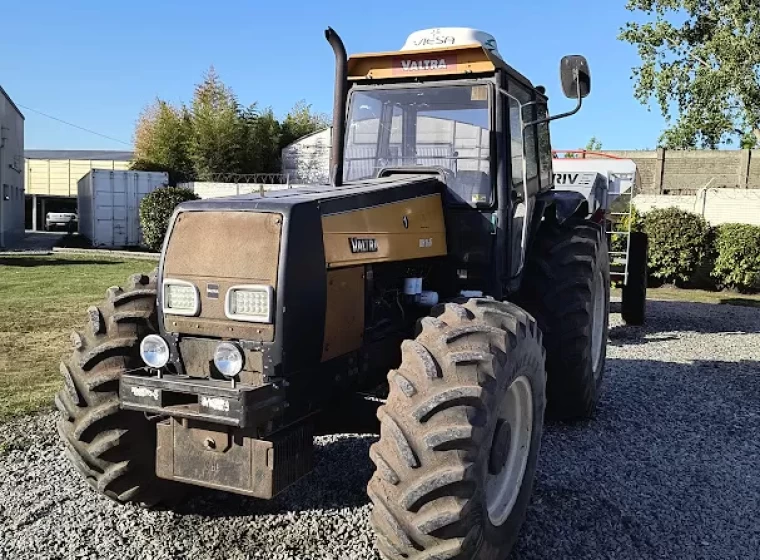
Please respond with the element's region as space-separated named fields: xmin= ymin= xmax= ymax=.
xmin=551 ymin=154 xmax=647 ymax=325
xmin=552 ymin=156 xmax=639 ymax=214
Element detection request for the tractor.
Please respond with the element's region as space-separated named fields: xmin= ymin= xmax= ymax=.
xmin=56 ymin=27 xmax=609 ymax=560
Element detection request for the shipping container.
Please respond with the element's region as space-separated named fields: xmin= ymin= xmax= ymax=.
xmin=77 ymin=169 xmax=168 ymax=248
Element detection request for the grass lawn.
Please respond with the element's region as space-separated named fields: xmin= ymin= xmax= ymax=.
xmin=612 ymin=286 xmax=760 ymax=308
xmin=0 ymin=254 xmax=155 ymax=422
xmin=2 ymin=255 xmax=758 ymax=424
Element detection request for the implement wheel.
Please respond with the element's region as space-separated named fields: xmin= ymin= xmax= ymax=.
xmin=368 ymin=299 xmax=546 ymax=560
xmin=621 ymin=231 xmax=648 ymax=326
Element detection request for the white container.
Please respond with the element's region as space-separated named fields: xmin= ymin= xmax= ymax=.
xmin=403 ymin=277 xmax=423 ymax=295
xmin=459 ymin=290 xmax=484 ymax=298
xmin=418 ymin=291 xmax=439 ymax=306
xmin=78 ymin=169 xmax=169 ymax=248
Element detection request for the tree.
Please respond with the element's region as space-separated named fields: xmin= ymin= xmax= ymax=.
xmin=562 ymin=137 xmax=603 ymax=157
xmin=279 ymin=100 xmax=330 ymax=152
xmin=620 ymin=1 xmax=760 ymax=149
xmin=189 ymin=67 xmax=251 ymax=180
xmin=132 ymin=100 xmax=193 ymax=184
xmin=131 ymin=70 xmax=330 ymax=181
xmin=586 ymin=136 xmax=603 ymax=151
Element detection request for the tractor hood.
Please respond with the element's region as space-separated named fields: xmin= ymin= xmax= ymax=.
xmin=157 ymin=175 xmax=448 ymax=377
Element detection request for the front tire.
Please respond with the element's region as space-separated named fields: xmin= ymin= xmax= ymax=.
xmin=55 ymin=270 xmax=176 ymax=505
xmin=368 ymin=299 xmax=546 ymax=560
xmin=518 ymin=218 xmax=610 ymax=420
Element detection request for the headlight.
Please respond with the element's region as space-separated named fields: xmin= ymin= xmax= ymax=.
xmin=140 ymin=335 xmax=170 ymax=369
xmin=163 ymin=279 xmax=199 ymax=316
xmin=214 ymin=342 xmax=244 ymax=378
xmin=225 ymin=285 xmax=273 ymax=323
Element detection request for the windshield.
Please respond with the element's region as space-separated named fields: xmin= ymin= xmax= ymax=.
xmin=344 ymin=84 xmax=492 ymax=206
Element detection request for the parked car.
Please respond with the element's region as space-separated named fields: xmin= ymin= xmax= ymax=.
xmin=45 ymin=212 xmax=78 ymax=232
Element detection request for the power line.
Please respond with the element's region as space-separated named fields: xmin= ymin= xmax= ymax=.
xmin=17 ymin=103 xmax=132 ymax=146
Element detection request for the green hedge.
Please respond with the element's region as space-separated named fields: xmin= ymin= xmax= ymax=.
xmin=139 ymin=186 xmax=199 ymax=252
xmin=610 ymin=205 xmax=643 ymax=254
xmin=711 ymin=223 xmax=760 ymax=292
xmin=642 ymin=207 xmax=711 ymax=285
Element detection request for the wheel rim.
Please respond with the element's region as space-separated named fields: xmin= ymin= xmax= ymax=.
xmin=485 ymin=375 xmax=533 ymax=526
xmin=591 ymin=269 xmax=605 ymax=375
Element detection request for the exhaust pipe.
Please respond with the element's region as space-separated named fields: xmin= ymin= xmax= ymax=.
xmin=325 ymin=27 xmax=347 ymax=187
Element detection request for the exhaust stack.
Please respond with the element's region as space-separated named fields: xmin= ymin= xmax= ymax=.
xmin=325 ymin=27 xmax=347 ymax=187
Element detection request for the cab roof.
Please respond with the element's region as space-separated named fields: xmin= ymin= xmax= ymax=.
xmin=346 ymin=44 xmax=535 ymax=89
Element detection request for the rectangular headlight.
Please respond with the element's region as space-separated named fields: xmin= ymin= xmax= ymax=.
xmin=225 ymin=285 xmax=273 ymax=323
xmin=162 ymin=279 xmax=199 ymax=316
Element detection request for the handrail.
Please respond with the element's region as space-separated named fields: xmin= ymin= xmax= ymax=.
xmin=551 ymin=149 xmax=625 ymax=160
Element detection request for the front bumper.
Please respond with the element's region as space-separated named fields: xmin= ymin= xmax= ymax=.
xmin=120 ymin=373 xmax=313 ymax=500
xmin=119 ymin=373 xmax=283 ymax=428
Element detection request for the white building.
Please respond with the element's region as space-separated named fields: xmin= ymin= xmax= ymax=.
xmin=281 ymin=127 xmax=332 ymax=184
xmin=0 ymin=86 xmax=25 ymax=249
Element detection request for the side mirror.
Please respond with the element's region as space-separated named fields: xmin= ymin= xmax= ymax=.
xmin=560 ymin=55 xmax=591 ymax=99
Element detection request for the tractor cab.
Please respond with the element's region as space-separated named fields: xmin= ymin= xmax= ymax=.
xmin=328 ymin=27 xmax=591 ymax=291
xmin=338 ymin=28 xmax=554 ymax=205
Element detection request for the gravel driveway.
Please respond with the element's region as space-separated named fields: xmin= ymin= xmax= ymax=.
xmin=1 ymin=300 xmax=759 ymax=560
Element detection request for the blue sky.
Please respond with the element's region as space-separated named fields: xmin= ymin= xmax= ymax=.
xmin=1 ymin=0 xmax=665 ymax=152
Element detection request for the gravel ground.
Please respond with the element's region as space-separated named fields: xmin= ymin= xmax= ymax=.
xmin=1 ymin=300 xmax=759 ymax=560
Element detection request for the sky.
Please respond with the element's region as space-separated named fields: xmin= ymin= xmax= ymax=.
xmin=0 ymin=0 xmax=666 ymax=152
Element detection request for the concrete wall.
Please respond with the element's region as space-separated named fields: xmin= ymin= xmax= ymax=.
xmin=633 ymin=189 xmax=760 ymax=226
xmin=585 ymin=149 xmax=760 ymax=194
xmin=179 ymin=181 xmax=305 ymax=199
xmin=0 ymin=86 xmax=25 ymax=248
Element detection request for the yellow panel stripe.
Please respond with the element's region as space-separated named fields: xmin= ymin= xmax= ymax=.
xmin=322 ymin=195 xmax=447 ymax=268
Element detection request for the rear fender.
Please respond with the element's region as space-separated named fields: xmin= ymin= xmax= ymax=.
xmin=506 ymin=190 xmax=590 ymax=295
xmin=542 ymin=190 xmax=590 ymax=225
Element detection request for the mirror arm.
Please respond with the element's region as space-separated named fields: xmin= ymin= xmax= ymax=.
xmin=500 ymin=68 xmax=583 ymax=130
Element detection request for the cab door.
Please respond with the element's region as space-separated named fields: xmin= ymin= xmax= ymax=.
xmin=506 ymin=81 xmax=541 ymax=280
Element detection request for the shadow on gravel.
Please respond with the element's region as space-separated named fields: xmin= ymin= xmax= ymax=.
xmin=511 ymin=354 xmax=760 ymax=560
xmin=171 ymin=434 xmax=378 ymax=518
xmin=610 ymin=300 xmax=760 ymax=347
xmin=721 ymin=297 xmax=760 ymax=309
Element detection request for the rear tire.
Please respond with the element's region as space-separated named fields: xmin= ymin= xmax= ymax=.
xmin=621 ymin=231 xmax=647 ymax=326
xmin=368 ymin=299 xmax=546 ymax=560
xmin=518 ymin=218 xmax=610 ymax=420
xmin=55 ymin=270 xmax=178 ymax=506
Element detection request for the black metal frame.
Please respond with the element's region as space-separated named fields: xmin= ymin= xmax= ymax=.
xmin=120 ymin=373 xmax=284 ymax=428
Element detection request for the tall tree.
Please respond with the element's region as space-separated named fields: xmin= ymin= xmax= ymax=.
xmin=620 ymin=0 xmax=760 ymax=149
xmin=132 ymin=99 xmax=193 ymax=183
xmin=131 ymin=71 xmax=330 ymax=181
xmin=189 ymin=67 xmax=250 ymax=180
xmin=250 ymin=107 xmax=284 ymax=174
